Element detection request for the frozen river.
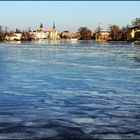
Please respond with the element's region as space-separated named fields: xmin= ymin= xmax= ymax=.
xmin=0 ymin=40 xmax=140 ymax=139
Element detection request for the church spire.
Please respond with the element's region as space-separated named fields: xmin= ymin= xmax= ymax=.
xmin=53 ymin=22 xmax=56 ymax=29
xmin=40 ymin=22 xmax=43 ymax=28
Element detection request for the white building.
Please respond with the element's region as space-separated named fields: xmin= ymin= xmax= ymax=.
xmin=31 ymin=31 xmax=49 ymax=40
xmin=5 ymin=33 xmax=22 ymax=41
xmin=96 ymin=29 xmax=110 ymax=41
xmin=31 ymin=23 xmax=49 ymax=40
xmin=127 ymin=26 xmax=140 ymax=40
xmin=30 ymin=22 xmax=60 ymax=40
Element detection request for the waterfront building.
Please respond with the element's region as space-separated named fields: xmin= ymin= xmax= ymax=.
xmin=60 ymin=31 xmax=80 ymax=40
xmin=31 ymin=22 xmax=60 ymax=40
xmin=48 ymin=22 xmax=60 ymax=40
xmin=127 ymin=26 xmax=140 ymax=40
xmin=70 ymin=32 xmax=80 ymax=39
xmin=60 ymin=31 xmax=71 ymax=39
xmin=96 ymin=29 xmax=111 ymax=41
xmin=31 ymin=23 xmax=49 ymax=40
xmin=5 ymin=33 xmax=22 ymax=41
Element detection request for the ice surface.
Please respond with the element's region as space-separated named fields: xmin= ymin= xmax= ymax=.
xmin=0 ymin=41 xmax=140 ymax=139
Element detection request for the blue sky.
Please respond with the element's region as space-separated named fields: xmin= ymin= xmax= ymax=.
xmin=0 ymin=1 xmax=140 ymax=32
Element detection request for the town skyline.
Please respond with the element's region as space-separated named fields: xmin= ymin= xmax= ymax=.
xmin=0 ymin=1 xmax=140 ymax=32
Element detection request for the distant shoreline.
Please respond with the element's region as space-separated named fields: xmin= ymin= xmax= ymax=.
xmin=1 ymin=39 xmax=140 ymax=44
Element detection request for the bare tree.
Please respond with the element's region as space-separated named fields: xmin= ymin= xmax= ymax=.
xmin=4 ymin=26 xmax=8 ymax=34
xmin=15 ymin=28 xmax=21 ymax=33
xmin=95 ymin=25 xmax=102 ymax=40
xmin=109 ymin=25 xmax=122 ymax=41
xmin=21 ymin=31 xmax=32 ymax=41
xmin=78 ymin=27 xmax=92 ymax=40
xmin=0 ymin=25 xmax=3 ymax=33
xmin=121 ymin=25 xmax=129 ymax=41
xmin=132 ymin=18 xmax=140 ymax=27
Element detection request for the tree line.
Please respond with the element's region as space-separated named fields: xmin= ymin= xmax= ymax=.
xmin=78 ymin=18 xmax=140 ymax=41
xmin=0 ymin=18 xmax=140 ymax=41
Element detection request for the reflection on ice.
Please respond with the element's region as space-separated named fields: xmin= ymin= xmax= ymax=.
xmin=72 ymin=117 xmax=95 ymax=124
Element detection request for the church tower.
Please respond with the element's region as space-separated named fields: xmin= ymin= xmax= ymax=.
xmin=40 ymin=22 xmax=43 ymax=28
xmin=49 ymin=22 xmax=60 ymax=40
xmin=53 ymin=22 xmax=56 ymax=29
xmin=52 ymin=22 xmax=56 ymax=32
